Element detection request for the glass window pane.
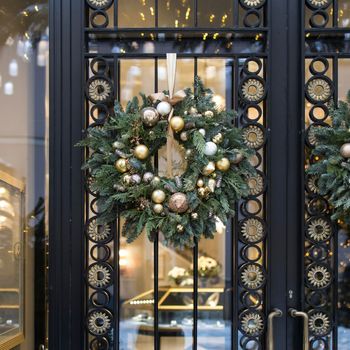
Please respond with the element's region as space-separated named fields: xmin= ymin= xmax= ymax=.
xmin=0 ymin=1 xmax=49 ymax=348
xmin=339 ymin=0 xmax=350 ymax=28
xmin=198 ymin=0 xmax=233 ymax=28
xmin=118 ymin=0 xmax=155 ymax=28
xmin=158 ymin=0 xmax=195 ymax=28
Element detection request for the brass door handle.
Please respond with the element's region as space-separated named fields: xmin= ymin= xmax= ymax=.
xmin=266 ymin=308 xmax=283 ymax=350
xmin=289 ymin=309 xmax=309 ymax=350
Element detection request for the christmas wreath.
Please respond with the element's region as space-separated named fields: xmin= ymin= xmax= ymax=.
xmin=81 ymin=57 xmax=254 ymax=247
xmin=309 ymin=92 xmax=350 ymax=224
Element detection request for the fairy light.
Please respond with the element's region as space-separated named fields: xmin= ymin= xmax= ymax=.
xmin=150 ymin=7 xmax=154 ymax=16
xmin=166 ymin=1 xmax=170 ymax=10
xmin=34 ymin=5 xmax=40 ymax=12
xmin=141 ymin=0 xmax=146 ymax=5
xmin=25 ymin=32 xmax=30 ymax=40
xmin=22 ymin=11 xmax=29 ymax=17
xmin=120 ymin=48 xmax=126 ymax=54
xmin=203 ymin=32 xmax=208 ymax=40
xmin=185 ymin=7 xmax=191 ymax=20
xmin=175 ymin=19 xmax=179 ymax=27
xmin=140 ymin=12 xmax=146 ymax=21
xmin=141 ymin=32 xmax=145 ymax=37
xmin=209 ymin=14 xmax=215 ymax=23
xmin=306 ymin=33 xmax=311 ymax=38
xmin=150 ymin=33 xmax=154 ymax=40
xmin=221 ymin=14 xmax=228 ymax=24
xmin=213 ymin=33 xmax=219 ymax=40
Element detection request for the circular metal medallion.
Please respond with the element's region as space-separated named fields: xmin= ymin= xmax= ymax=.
xmin=306 ymin=175 xmax=320 ymax=194
xmin=240 ymin=0 xmax=266 ymax=9
xmin=242 ymin=125 xmax=265 ymax=149
xmin=308 ymin=311 xmax=331 ymax=336
xmin=87 ymin=309 xmax=112 ymax=336
xmin=239 ymin=310 xmax=265 ymax=336
xmin=306 ymin=0 xmax=331 ymax=9
xmin=87 ymin=77 xmax=113 ymax=104
xmin=240 ymin=77 xmax=266 ymax=103
xmin=86 ymin=218 xmax=112 ymax=243
xmin=88 ymin=263 xmax=112 ymax=289
xmin=239 ymin=263 xmax=266 ymax=290
xmin=240 ymin=217 xmax=266 ymax=243
xmin=86 ymin=0 xmax=113 ymax=10
xmin=306 ymin=263 xmax=332 ymax=289
xmin=306 ymin=77 xmax=333 ymax=103
xmin=306 ymin=217 xmax=332 ymax=243
xmin=246 ymin=172 xmax=265 ymax=197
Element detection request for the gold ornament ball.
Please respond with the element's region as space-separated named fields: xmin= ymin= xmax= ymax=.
xmin=197 ymin=178 xmax=204 ymax=187
xmin=204 ymin=110 xmax=214 ymax=118
xmin=134 ymin=144 xmax=149 ymax=160
xmin=232 ymin=152 xmax=244 ymax=164
xmin=340 ymin=143 xmax=350 ymax=158
xmin=152 ymin=189 xmax=166 ymax=203
xmin=168 ymin=193 xmax=189 ymax=214
xmin=202 ymin=161 xmax=216 ymax=176
xmin=191 ymin=212 xmax=198 ymax=220
xmin=189 ymin=107 xmax=198 ymax=115
xmin=216 ymin=157 xmax=231 ymax=172
xmin=198 ymin=187 xmax=210 ymax=198
xmin=115 ymin=158 xmax=129 ymax=173
xmin=151 ymin=176 xmax=161 ymax=186
xmin=170 ymin=116 xmax=185 ymax=133
xmin=153 ymin=204 xmax=164 ymax=214
xmin=212 ymin=133 xmax=223 ymax=144
xmin=141 ymin=107 xmax=159 ymax=127
xmin=177 ymin=224 xmax=185 ymax=233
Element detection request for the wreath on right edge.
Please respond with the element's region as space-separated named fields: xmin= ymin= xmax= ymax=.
xmin=309 ymin=92 xmax=350 ymax=224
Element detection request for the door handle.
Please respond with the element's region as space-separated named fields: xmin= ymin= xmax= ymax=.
xmin=289 ymin=309 xmax=309 ymax=350
xmin=266 ymin=308 xmax=283 ymax=350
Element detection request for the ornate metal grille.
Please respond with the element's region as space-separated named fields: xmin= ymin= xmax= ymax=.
xmin=83 ymin=1 xmax=269 ymax=349
xmin=304 ymin=0 xmax=350 ymax=349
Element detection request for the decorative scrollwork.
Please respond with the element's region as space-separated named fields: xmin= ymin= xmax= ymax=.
xmin=306 ymin=217 xmax=332 ymax=243
xmin=86 ymin=0 xmax=113 ymax=10
xmin=240 ymin=77 xmax=266 ymax=103
xmin=86 ymin=218 xmax=112 ymax=243
xmin=86 ymin=77 xmax=113 ymax=104
xmin=246 ymin=172 xmax=265 ymax=197
xmin=306 ymin=0 xmax=331 ymax=9
xmin=87 ymin=263 xmax=112 ymax=289
xmin=240 ymin=217 xmax=265 ymax=243
xmin=306 ymin=77 xmax=333 ymax=104
xmin=240 ymin=0 xmax=266 ymax=9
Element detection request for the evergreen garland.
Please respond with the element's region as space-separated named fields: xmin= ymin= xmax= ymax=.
xmin=309 ymin=92 xmax=350 ymax=223
xmin=79 ymin=78 xmax=255 ymax=247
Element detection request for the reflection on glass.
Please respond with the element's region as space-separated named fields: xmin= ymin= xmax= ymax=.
xmin=158 ymin=243 xmax=194 ymax=349
xmin=158 ymin=0 xmax=195 ymax=28
xmin=118 ymin=0 xmax=155 ymax=28
xmin=198 ymin=0 xmax=233 ymax=28
xmin=338 ymin=59 xmax=350 ymax=101
xmin=120 ymin=234 xmax=155 ymax=349
xmin=339 ymin=0 xmax=350 ymax=28
xmin=120 ymin=59 xmax=155 ymax=108
xmin=0 ymin=1 xmax=49 ymax=348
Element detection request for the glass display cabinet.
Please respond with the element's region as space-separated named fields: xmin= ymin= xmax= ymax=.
xmin=0 ymin=171 xmax=25 ymax=349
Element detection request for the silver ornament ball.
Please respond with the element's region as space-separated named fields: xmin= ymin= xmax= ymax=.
xmin=143 ymin=172 xmax=154 ymax=183
xmin=156 ymin=101 xmax=172 ymax=116
xmin=141 ymin=107 xmax=160 ymax=127
xmin=340 ymin=143 xmax=350 ymax=158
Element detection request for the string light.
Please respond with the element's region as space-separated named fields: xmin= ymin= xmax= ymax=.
xmin=221 ymin=14 xmax=228 ymax=24
xmin=185 ymin=7 xmax=191 ymax=20
xmin=34 ymin=5 xmax=40 ymax=12
xmin=213 ymin=33 xmax=219 ymax=40
xmin=202 ymin=32 xmax=208 ymax=41
xmin=150 ymin=7 xmax=154 ymax=16
xmin=140 ymin=12 xmax=146 ymax=21
xmin=175 ymin=19 xmax=179 ymax=28
xmin=22 ymin=11 xmax=29 ymax=17
xmin=209 ymin=14 xmax=215 ymax=23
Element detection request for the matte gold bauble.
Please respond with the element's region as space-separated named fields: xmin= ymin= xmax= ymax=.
xmin=170 ymin=116 xmax=185 ymax=133
xmin=232 ymin=152 xmax=244 ymax=164
xmin=197 ymin=178 xmax=204 ymax=187
xmin=204 ymin=110 xmax=214 ymax=118
xmin=212 ymin=133 xmax=223 ymax=144
xmin=168 ymin=193 xmax=189 ymax=214
xmin=202 ymin=161 xmax=216 ymax=176
xmin=153 ymin=204 xmax=164 ymax=214
xmin=115 ymin=158 xmax=129 ymax=173
xmin=134 ymin=144 xmax=149 ymax=160
xmin=340 ymin=143 xmax=350 ymax=158
xmin=189 ymin=107 xmax=198 ymax=115
xmin=151 ymin=176 xmax=161 ymax=186
xmin=198 ymin=187 xmax=210 ymax=199
xmin=216 ymin=157 xmax=231 ymax=172
xmin=152 ymin=189 xmax=166 ymax=203
xmin=141 ymin=107 xmax=159 ymax=127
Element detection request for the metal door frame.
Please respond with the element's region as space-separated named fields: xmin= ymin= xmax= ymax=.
xmin=47 ymin=0 xmax=305 ymax=348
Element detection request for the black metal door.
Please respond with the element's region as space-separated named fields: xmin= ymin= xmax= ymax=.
xmin=48 ymin=0 xmax=350 ymax=349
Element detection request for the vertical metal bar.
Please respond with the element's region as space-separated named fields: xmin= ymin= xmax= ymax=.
xmin=155 ymin=0 xmax=159 ymax=27
xmin=233 ymin=0 xmax=239 ymax=28
xmin=154 ymin=57 xmax=160 ymax=350
xmin=114 ymin=56 xmax=120 ymax=350
xmin=114 ymin=0 xmax=118 ymax=28
xmin=194 ymin=0 xmax=198 ymax=27
xmin=332 ymin=54 xmax=339 ymax=350
xmin=333 ymin=0 xmax=338 ymax=28
xmin=232 ymin=57 xmax=240 ymax=350
xmin=193 ymin=57 xmax=198 ymax=350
